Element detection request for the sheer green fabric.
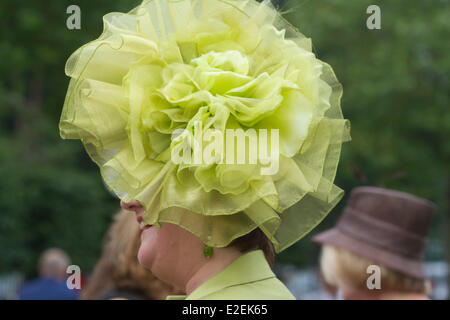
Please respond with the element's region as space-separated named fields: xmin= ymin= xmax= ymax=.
xmin=60 ymin=0 xmax=351 ymax=252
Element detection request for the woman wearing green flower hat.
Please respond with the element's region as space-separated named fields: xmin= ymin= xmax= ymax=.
xmin=60 ymin=0 xmax=350 ymax=300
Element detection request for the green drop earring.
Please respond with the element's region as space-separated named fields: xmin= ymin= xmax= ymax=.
xmin=204 ymin=218 xmax=213 ymax=259
xmin=204 ymin=245 xmax=213 ymax=259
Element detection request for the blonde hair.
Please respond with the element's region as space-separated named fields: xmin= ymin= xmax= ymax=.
xmin=80 ymin=209 xmax=177 ymax=300
xmin=320 ymin=245 xmax=431 ymax=295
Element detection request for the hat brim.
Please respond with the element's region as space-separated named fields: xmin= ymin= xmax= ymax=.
xmin=312 ymin=228 xmax=426 ymax=279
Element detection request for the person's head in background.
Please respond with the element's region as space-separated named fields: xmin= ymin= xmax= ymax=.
xmin=38 ymin=248 xmax=71 ymax=281
xmin=313 ymin=186 xmax=436 ymax=300
xmin=19 ymin=248 xmax=77 ymax=300
xmin=319 ymin=245 xmax=432 ymax=300
xmin=80 ymin=209 xmax=178 ymax=300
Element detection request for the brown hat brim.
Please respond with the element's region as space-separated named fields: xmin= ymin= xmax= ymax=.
xmin=312 ymin=228 xmax=426 ymax=279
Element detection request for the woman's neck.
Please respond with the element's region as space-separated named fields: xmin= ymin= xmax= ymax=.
xmin=185 ymin=247 xmax=243 ymax=296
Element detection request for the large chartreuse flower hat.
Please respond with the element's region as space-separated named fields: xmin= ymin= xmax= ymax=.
xmin=60 ymin=0 xmax=350 ymax=252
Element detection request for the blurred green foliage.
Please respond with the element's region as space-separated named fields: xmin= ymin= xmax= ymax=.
xmin=278 ymin=0 xmax=449 ymax=266
xmin=0 ymin=0 xmax=448 ymax=276
xmin=0 ymin=0 xmax=141 ymax=277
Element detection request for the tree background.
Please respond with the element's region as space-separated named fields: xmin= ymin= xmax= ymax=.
xmin=0 ymin=0 xmax=448 ymax=289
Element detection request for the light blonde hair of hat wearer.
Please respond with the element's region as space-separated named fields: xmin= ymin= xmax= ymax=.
xmin=80 ymin=209 xmax=178 ymax=300
xmin=320 ymin=245 xmax=432 ymax=295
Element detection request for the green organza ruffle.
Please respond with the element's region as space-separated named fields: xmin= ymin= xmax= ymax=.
xmin=60 ymin=0 xmax=351 ymax=252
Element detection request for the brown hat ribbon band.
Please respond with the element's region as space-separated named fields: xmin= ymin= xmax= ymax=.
xmin=336 ymin=208 xmax=427 ymax=260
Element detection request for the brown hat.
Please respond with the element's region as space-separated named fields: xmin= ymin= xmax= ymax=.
xmin=312 ymin=186 xmax=437 ymax=279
